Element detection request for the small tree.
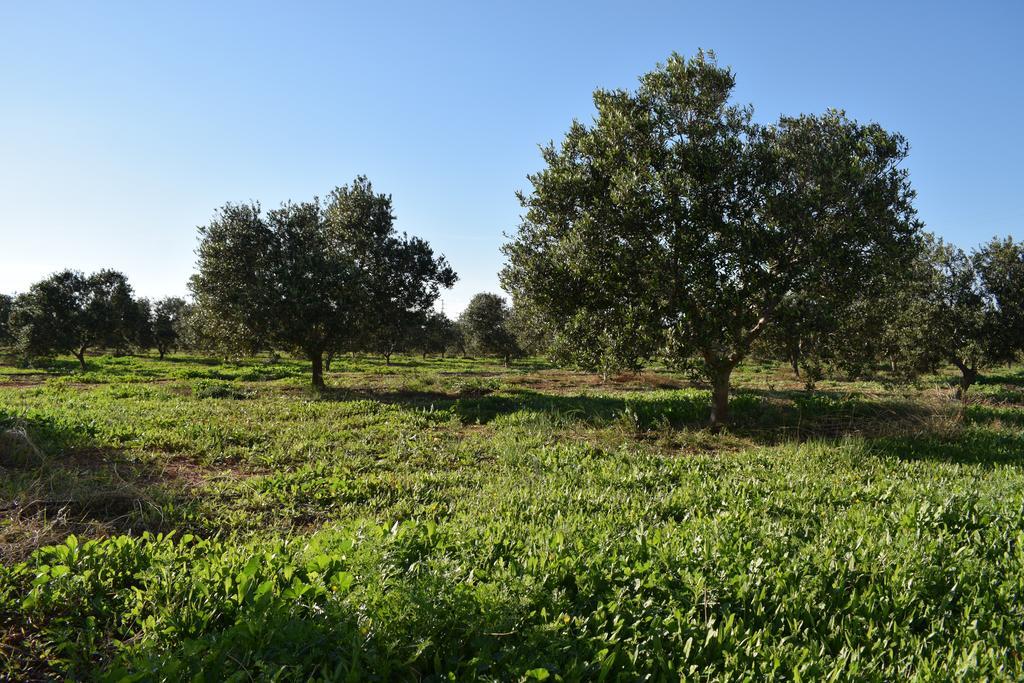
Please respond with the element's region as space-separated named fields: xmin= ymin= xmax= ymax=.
xmin=459 ymin=293 xmax=522 ymax=365
xmin=153 ymin=297 xmax=189 ymax=359
xmin=502 ymin=51 xmax=921 ymax=430
xmin=9 ymin=269 xmax=139 ymax=369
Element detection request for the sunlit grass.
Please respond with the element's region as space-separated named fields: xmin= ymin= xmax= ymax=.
xmin=1 ymin=353 xmax=1022 ymax=679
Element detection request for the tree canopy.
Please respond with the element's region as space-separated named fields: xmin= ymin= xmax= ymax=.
xmin=152 ymin=297 xmax=190 ymax=359
xmin=502 ymin=51 xmax=922 ymax=429
xmin=9 ymin=269 xmax=139 ymax=369
xmin=459 ymin=293 xmax=522 ymax=365
xmin=190 ymin=177 xmax=455 ymax=386
xmin=881 ymin=236 xmax=1024 ymax=404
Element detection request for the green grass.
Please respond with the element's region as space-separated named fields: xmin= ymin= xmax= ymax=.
xmin=1 ymin=352 xmax=1022 ymax=680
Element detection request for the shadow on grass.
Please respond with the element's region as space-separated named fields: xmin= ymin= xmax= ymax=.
xmin=0 ymin=408 xmax=199 ymax=562
xmin=976 ymin=368 xmax=1024 ymax=387
xmin=963 ymin=404 xmax=1024 ymax=428
xmin=865 ymin=429 xmax=1024 ymax=467
xmin=317 ymin=384 xmax=941 ymax=444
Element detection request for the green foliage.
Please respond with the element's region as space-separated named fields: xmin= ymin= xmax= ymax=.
xmin=191 ymin=379 xmax=253 ymax=400
xmin=190 ymin=177 xmax=455 ymax=386
xmin=409 ymin=310 xmax=462 ymax=358
xmin=1 ymin=353 xmax=1023 ymax=679
xmin=866 ymin=236 xmax=1024 ymax=403
xmin=459 ymin=292 xmax=522 ymax=364
xmin=8 ymin=270 xmax=142 ymax=369
xmin=975 ymin=236 xmax=1024 ymax=359
xmin=0 ymin=293 xmax=13 ymax=346
xmin=502 ymin=51 xmax=922 ymax=428
xmin=151 ymin=297 xmax=189 ymax=359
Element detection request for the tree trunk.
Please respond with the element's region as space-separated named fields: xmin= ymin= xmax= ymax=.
xmin=325 ymin=351 xmax=335 ymax=372
xmin=310 ymin=350 xmax=325 ymax=389
xmin=74 ymin=348 xmax=87 ymax=370
xmin=790 ymin=354 xmax=800 ymax=379
xmin=956 ymin=365 xmax=978 ymax=412
xmin=158 ymin=347 xmax=165 ymax=360
xmin=384 ymin=351 xmax=392 ymax=366
xmin=708 ymin=366 xmax=733 ymax=433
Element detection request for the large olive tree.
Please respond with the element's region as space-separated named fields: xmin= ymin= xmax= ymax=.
xmin=501 ymin=51 xmax=921 ymax=430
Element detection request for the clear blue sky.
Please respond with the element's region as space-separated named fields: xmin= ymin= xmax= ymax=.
xmin=1 ymin=1 xmax=1021 ymax=313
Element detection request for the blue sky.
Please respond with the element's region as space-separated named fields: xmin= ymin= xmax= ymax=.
xmin=1 ymin=1 xmax=1021 ymax=313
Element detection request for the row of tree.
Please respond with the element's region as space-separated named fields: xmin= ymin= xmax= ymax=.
xmin=0 ymin=274 xmax=530 ymax=373
xmin=0 ymin=271 xmax=190 ymax=369
xmin=0 ymin=188 xmax=526 ymax=375
xmin=3 ymin=51 xmax=1021 ymax=430
xmin=0 ymin=285 xmax=528 ymax=368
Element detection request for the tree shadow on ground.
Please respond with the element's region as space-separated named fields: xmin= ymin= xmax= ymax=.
xmin=976 ymin=368 xmax=1024 ymax=387
xmin=965 ymin=404 xmax=1024 ymax=428
xmin=0 ymin=409 xmax=200 ymax=562
xmin=318 ymin=384 xmax=943 ymax=445
xmin=864 ymin=429 xmax=1024 ymax=467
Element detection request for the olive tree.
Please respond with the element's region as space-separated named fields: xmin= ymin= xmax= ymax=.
xmin=152 ymin=297 xmax=189 ymax=359
xmin=975 ymin=236 xmax=1024 ymax=358
xmin=459 ymin=293 xmax=522 ymax=365
xmin=355 ymin=227 xmax=456 ymax=365
xmin=9 ymin=269 xmax=139 ymax=369
xmin=124 ymin=297 xmax=154 ymax=354
xmin=892 ymin=237 xmax=1023 ymax=407
xmin=502 ymin=51 xmax=921 ymax=429
xmin=411 ymin=310 xmax=461 ymax=359
xmin=191 ymin=177 xmax=455 ymax=387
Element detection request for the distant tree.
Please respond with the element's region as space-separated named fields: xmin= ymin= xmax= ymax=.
xmin=975 ymin=236 xmax=1024 ymax=358
xmin=412 ymin=310 xmax=461 ymax=358
xmin=124 ymin=297 xmax=154 ymax=354
xmin=502 ymin=51 xmax=921 ymax=430
xmin=459 ymin=293 xmax=522 ymax=365
xmin=0 ymin=294 xmax=13 ymax=346
xmin=191 ymin=177 xmax=455 ymax=387
xmin=754 ymin=292 xmax=831 ymax=383
xmin=896 ymin=238 xmax=1022 ymax=407
xmin=9 ymin=269 xmax=139 ymax=369
xmin=756 ymin=251 xmax=931 ymax=388
xmin=152 ymin=297 xmax=189 ymax=359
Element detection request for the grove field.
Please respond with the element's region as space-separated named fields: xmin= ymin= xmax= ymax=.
xmin=1 ymin=354 xmax=1022 ymax=680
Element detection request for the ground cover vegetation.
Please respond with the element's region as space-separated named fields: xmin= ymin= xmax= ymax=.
xmin=0 ymin=353 xmax=1022 ymax=680
xmin=1 ymin=51 xmax=1023 ymax=680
